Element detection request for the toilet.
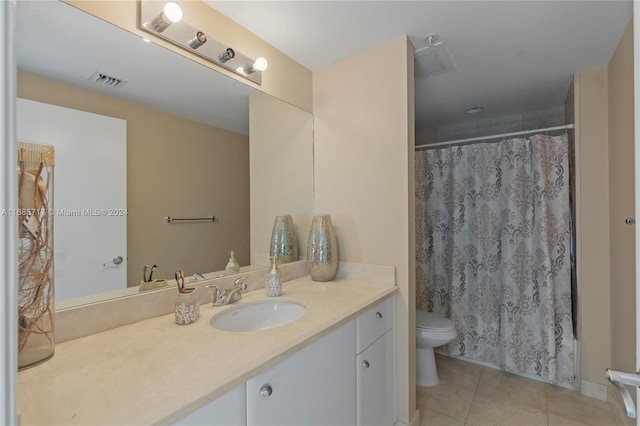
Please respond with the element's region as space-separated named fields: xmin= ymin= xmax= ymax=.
xmin=416 ymin=309 xmax=457 ymax=387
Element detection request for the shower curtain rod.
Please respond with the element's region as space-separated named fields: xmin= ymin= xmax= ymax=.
xmin=415 ymin=124 xmax=574 ymax=150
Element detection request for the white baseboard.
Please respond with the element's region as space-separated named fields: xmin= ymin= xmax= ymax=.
xmin=394 ymin=409 xmax=420 ymax=426
xmin=581 ymin=379 xmax=609 ymax=401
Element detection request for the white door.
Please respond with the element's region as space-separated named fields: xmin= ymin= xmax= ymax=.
xmin=16 ymin=98 xmax=126 ymax=303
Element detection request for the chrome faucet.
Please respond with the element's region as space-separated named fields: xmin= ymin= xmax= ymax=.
xmin=206 ymin=276 xmax=247 ymax=306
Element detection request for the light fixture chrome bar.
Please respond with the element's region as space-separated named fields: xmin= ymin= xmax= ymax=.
xmin=415 ymin=124 xmax=575 ymax=149
xmin=139 ymin=0 xmax=265 ymax=85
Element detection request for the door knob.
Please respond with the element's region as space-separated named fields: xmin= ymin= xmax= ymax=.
xmin=362 ymin=360 xmax=370 ymax=368
xmin=606 ymin=368 xmax=640 ymax=418
xmin=376 ymin=312 xmax=383 ymax=319
xmin=103 ymin=256 xmax=124 ymax=267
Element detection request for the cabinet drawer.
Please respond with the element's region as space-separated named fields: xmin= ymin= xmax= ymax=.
xmin=356 ymin=297 xmax=393 ymax=354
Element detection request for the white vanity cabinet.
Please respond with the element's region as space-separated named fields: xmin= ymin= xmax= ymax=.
xmin=171 ymin=295 xmax=395 ymax=426
xmin=174 ymin=383 xmax=246 ymax=426
xmin=355 ymin=298 xmax=395 ymax=426
xmin=246 ymin=320 xmax=357 ymax=426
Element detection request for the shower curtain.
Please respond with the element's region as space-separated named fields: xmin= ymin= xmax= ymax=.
xmin=415 ymin=133 xmax=576 ymax=387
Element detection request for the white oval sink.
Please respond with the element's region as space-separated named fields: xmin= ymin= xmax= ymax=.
xmin=210 ymin=300 xmax=307 ymax=332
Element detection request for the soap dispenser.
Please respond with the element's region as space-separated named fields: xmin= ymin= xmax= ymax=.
xmin=265 ymin=256 xmax=282 ymax=297
xmin=225 ymin=251 xmax=240 ymax=274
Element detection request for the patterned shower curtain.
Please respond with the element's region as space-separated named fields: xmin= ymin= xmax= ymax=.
xmin=415 ymin=134 xmax=576 ymax=387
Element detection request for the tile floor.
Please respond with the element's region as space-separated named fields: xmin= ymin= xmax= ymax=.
xmin=417 ymin=354 xmax=620 ymax=426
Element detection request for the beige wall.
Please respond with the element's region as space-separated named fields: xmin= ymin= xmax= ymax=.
xmin=249 ymin=91 xmax=314 ymax=264
xmin=609 ymin=21 xmax=635 ymax=373
xmin=313 ymin=36 xmax=417 ymax=425
xmin=64 ymin=0 xmax=312 ymax=113
xmin=575 ymin=66 xmax=611 ymax=387
xmin=18 ymin=72 xmax=250 ymax=286
xmin=574 ymin=19 xmax=635 ymax=391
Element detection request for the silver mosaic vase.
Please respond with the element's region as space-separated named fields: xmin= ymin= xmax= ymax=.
xmin=307 ymin=214 xmax=338 ymax=282
xmin=270 ymin=214 xmax=299 ymax=264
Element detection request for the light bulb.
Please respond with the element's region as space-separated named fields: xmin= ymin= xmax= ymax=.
xmin=253 ymin=57 xmax=268 ymax=71
xmin=147 ymin=2 xmax=183 ymax=32
xmin=241 ymin=57 xmax=269 ymax=75
xmin=163 ymin=3 xmax=182 ymax=23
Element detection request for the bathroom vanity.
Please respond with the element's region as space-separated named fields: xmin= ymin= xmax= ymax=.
xmin=180 ymin=295 xmax=395 ymax=426
xmin=17 ymin=270 xmax=397 ymax=425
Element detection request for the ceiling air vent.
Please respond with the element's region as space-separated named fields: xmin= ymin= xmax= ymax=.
xmin=414 ymin=34 xmax=457 ymax=79
xmin=87 ymin=71 xmax=128 ymax=89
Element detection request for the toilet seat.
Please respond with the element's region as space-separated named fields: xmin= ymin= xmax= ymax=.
xmin=416 ymin=310 xmax=455 ymax=332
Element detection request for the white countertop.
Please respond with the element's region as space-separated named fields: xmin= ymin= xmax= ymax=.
xmin=17 ymin=276 xmax=397 ymax=425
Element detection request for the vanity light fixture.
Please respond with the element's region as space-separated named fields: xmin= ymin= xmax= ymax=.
xmin=146 ymin=2 xmax=183 ymax=33
xmin=139 ymin=0 xmax=268 ymax=84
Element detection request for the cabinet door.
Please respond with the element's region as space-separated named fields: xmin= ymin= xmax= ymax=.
xmin=356 ymin=330 xmax=394 ymax=426
xmin=174 ymin=383 xmax=246 ymax=426
xmin=246 ymin=321 xmax=356 ymax=426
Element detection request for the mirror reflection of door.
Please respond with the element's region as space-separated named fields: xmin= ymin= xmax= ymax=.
xmin=16 ymin=98 xmax=127 ymax=304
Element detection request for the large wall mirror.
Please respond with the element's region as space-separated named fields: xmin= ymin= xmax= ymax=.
xmin=15 ymin=1 xmax=313 ymax=308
